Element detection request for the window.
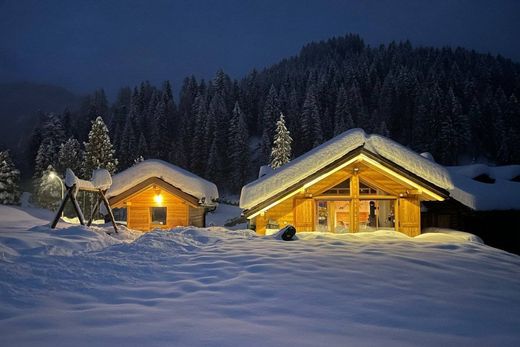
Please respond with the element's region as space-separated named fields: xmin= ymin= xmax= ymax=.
xmin=150 ymin=207 xmax=167 ymax=225
xmin=359 ymin=182 xmax=378 ymax=195
xmin=113 ymin=208 xmax=127 ymax=223
xmin=359 ymin=181 xmax=391 ymax=195
xmin=323 ymin=178 xmax=350 ymax=195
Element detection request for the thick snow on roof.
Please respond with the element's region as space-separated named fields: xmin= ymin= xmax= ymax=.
xmin=240 ymin=129 xmax=452 ymax=210
xmin=65 ymin=168 xmax=112 ymax=191
xmin=446 ymin=164 xmax=520 ymax=210
xmin=107 ymin=159 xmax=218 ymax=205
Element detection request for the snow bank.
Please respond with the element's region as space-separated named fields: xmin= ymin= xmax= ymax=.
xmin=1 ymin=209 xmax=520 ymax=346
xmin=107 ymin=159 xmax=219 ymax=205
xmin=240 ymin=129 xmax=452 ymax=210
xmin=446 ymin=165 xmax=520 ymax=210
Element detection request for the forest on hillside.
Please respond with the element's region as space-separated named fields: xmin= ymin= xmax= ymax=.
xmin=25 ymin=34 xmax=520 ymax=194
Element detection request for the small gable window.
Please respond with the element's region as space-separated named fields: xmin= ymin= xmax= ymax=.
xmin=359 ymin=181 xmax=391 ymax=195
xmin=323 ymin=178 xmax=350 ymax=195
xmin=151 ymin=207 xmax=167 ymax=225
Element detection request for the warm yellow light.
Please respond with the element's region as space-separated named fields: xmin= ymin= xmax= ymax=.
xmin=154 ymin=193 xmax=163 ymax=204
xmin=49 ymin=172 xmax=56 ymax=179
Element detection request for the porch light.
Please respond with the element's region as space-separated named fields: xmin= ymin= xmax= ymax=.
xmin=154 ymin=190 xmax=163 ymax=204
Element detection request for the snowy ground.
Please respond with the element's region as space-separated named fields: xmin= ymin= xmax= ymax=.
xmin=1 ymin=205 xmax=520 ymax=346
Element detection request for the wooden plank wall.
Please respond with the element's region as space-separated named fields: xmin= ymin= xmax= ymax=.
xmin=398 ymin=197 xmax=421 ymax=236
xmin=189 ymin=206 xmax=205 ymax=227
xmin=294 ymin=198 xmax=314 ymax=231
xmin=255 ymin=198 xmax=294 ymax=235
xmin=126 ymin=186 xmax=189 ymax=231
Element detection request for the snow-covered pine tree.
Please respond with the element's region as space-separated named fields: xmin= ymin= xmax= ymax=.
xmin=0 ymin=150 xmax=21 ymax=205
xmin=270 ymin=113 xmax=292 ymax=169
xmin=34 ymin=139 xmax=58 ymax=180
xmin=33 ymin=138 xmax=60 ymax=207
xmin=35 ymin=165 xmax=62 ymax=210
xmin=228 ymin=102 xmax=249 ymax=191
xmin=83 ymin=116 xmax=118 ymax=178
xmin=58 ymin=137 xmax=83 ymax=175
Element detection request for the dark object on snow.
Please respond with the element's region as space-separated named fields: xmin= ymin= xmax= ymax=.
xmin=280 ymin=225 xmax=296 ymax=241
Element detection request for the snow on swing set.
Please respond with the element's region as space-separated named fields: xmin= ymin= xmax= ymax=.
xmin=50 ymin=168 xmax=118 ymax=233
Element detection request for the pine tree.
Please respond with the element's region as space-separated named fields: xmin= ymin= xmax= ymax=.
xmin=228 ymin=102 xmax=250 ymax=191
xmin=58 ymin=137 xmax=84 ymax=175
xmin=189 ymin=91 xmax=208 ymax=175
xmin=205 ymin=137 xmax=219 ymax=184
xmin=301 ymin=85 xmax=323 ymax=152
xmin=150 ymin=96 xmax=169 ymax=159
xmin=270 ymin=113 xmax=292 ymax=169
xmin=260 ymin=85 xmax=280 ymax=163
xmin=0 ymin=150 xmax=21 ymax=205
xmin=136 ymin=132 xmax=148 ymax=160
xmin=83 ymin=116 xmax=118 ymax=178
xmin=34 ymin=139 xmax=59 ymax=181
xmin=118 ymin=116 xmax=137 ymax=169
xmin=334 ymin=85 xmax=354 ymax=135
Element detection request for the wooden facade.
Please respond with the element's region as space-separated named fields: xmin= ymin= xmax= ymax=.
xmin=244 ymin=150 xmax=446 ymax=237
xmin=109 ymin=177 xmax=206 ymax=231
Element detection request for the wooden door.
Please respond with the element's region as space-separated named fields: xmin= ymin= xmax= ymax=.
xmin=294 ymin=198 xmax=314 ymax=231
xmin=398 ymin=197 xmax=420 ymax=237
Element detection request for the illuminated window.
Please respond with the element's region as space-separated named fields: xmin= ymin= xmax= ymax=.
xmin=359 ymin=181 xmax=390 ymax=195
xmin=150 ymin=207 xmax=167 ymax=225
xmin=323 ymin=178 xmax=350 ymax=195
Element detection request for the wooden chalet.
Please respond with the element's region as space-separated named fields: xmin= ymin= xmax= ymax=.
xmin=240 ymin=129 xmax=451 ymax=236
xmin=107 ymin=160 xmax=218 ymax=231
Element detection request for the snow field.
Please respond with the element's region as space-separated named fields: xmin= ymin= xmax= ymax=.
xmin=1 ymin=205 xmax=520 ymax=346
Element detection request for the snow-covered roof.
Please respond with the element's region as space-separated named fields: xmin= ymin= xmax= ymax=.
xmin=65 ymin=168 xmax=112 ymax=191
xmin=107 ymin=159 xmax=219 ymax=205
xmin=446 ymin=164 xmax=520 ymax=210
xmin=240 ymin=129 xmax=452 ymax=210
xmin=240 ymin=129 xmax=520 ymax=212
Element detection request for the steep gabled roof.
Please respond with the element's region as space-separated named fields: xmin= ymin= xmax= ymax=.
xmin=107 ymin=159 xmax=219 ymax=206
xmin=240 ymin=129 xmax=452 ymax=210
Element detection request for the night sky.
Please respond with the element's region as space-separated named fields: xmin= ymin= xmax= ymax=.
xmin=1 ymin=0 xmax=519 ymax=97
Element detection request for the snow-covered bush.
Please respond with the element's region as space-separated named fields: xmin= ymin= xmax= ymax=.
xmin=0 ymin=150 xmax=21 ymax=205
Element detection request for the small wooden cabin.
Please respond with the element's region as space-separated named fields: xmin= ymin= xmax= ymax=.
xmin=240 ymin=129 xmax=450 ymax=237
xmin=107 ymin=160 xmax=218 ymax=232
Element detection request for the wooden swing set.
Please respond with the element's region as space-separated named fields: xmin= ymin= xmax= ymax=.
xmin=50 ymin=168 xmax=118 ymax=233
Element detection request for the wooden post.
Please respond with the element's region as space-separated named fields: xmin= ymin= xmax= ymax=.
xmin=50 ymin=186 xmax=73 ymax=228
xmin=99 ymin=189 xmax=118 ymax=233
xmin=350 ymin=172 xmax=360 ymax=232
xmin=87 ymin=195 xmax=103 ymax=227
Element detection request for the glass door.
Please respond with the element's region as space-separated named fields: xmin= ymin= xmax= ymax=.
xmin=359 ymin=200 xmax=395 ymax=231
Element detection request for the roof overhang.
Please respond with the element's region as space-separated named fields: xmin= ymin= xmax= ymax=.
xmin=243 ymin=147 xmax=449 ymax=219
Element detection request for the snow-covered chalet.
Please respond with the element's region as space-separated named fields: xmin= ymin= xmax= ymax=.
xmin=107 ymin=160 xmax=218 ymax=231
xmin=240 ymin=129 xmax=520 ymax=243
